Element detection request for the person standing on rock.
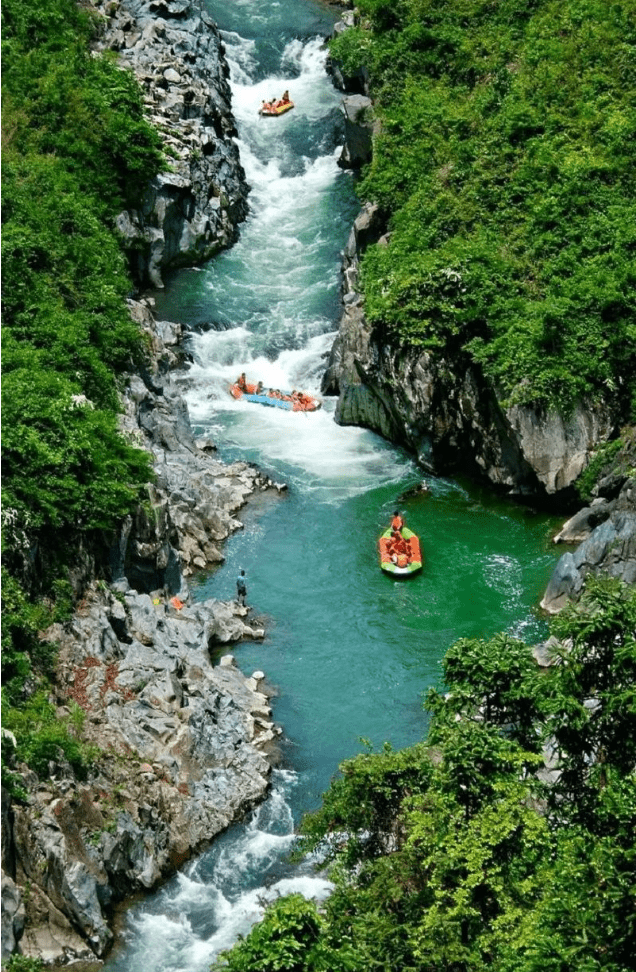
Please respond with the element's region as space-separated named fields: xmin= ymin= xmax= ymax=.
xmin=236 ymin=569 xmax=247 ymax=606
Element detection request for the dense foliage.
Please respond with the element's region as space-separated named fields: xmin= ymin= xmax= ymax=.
xmin=214 ymin=578 xmax=636 ymax=971
xmin=331 ymin=0 xmax=636 ymax=415
xmin=1 ymin=0 xmax=163 ymax=779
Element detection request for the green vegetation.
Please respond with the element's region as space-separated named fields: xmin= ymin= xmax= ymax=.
xmin=214 ymin=578 xmax=636 ymax=971
xmin=331 ymin=0 xmax=636 ymax=415
xmin=2 ymin=0 xmax=164 ymax=782
xmin=6 ymin=956 xmax=45 ymax=972
xmin=576 ymin=427 xmax=636 ymax=502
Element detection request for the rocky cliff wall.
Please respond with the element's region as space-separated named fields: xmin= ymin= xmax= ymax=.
xmin=324 ymin=200 xmax=614 ymax=504
xmin=541 ymin=437 xmax=636 ymax=612
xmin=325 ymin=9 xmax=618 ymax=505
xmin=91 ymin=0 xmax=250 ymax=287
xmin=2 ymin=588 xmax=277 ymax=966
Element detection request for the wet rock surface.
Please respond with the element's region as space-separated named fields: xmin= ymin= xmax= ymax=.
xmin=324 ymin=208 xmax=615 ymax=503
xmin=5 ymin=586 xmax=276 ymax=965
xmin=541 ymin=469 xmax=636 ymax=612
xmin=90 ymin=0 xmax=250 ymax=286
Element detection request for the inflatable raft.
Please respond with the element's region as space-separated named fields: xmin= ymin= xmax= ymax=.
xmin=378 ymin=527 xmax=423 ymax=576
xmin=229 ymin=381 xmax=321 ymax=412
xmin=259 ymin=100 xmax=294 ymax=116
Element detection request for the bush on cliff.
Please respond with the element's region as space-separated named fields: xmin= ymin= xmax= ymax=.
xmin=331 ymin=0 xmax=636 ymax=417
xmin=215 ymin=577 xmax=636 ymax=972
xmin=1 ymin=0 xmax=163 ymax=776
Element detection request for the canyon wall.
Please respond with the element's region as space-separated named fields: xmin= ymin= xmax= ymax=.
xmin=92 ymin=0 xmax=250 ymax=287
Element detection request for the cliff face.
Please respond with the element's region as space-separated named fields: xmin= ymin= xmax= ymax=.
xmin=4 ymin=592 xmax=277 ymax=965
xmin=323 ymin=203 xmax=614 ymax=505
xmin=91 ymin=0 xmax=250 ymax=287
xmin=541 ymin=436 xmax=636 ymax=612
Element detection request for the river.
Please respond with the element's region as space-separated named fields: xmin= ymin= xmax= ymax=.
xmin=103 ymin=2 xmax=562 ymax=968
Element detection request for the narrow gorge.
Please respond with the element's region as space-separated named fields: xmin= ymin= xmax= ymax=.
xmin=2 ymin=1 xmax=634 ymax=970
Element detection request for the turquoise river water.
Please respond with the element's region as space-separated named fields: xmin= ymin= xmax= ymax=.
xmin=104 ymin=2 xmax=564 ymax=968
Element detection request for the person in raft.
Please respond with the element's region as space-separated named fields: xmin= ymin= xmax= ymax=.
xmin=236 ymin=569 xmax=247 ymax=606
xmin=237 ymin=372 xmax=248 ymax=391
xmin=391 ymin=510 xmax=405 ymax=532
xmin=388 ymin=530 xmax=409 ymax=567
xmin=255 ymin=381 xmax=265 ymax=395
xmin=281 ymin=90 xmax=290 ymax=103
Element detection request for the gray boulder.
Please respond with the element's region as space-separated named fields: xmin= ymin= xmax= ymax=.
xmin=338 ymin=95 xmax=376 ymax=169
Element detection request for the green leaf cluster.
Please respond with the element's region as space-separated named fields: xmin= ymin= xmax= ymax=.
xmin=331 ymin=0 xmax=636 ymax=414
xmin=217 ymin=578 xmax=636 ymax=971
xmin=6 ymin=957 xmax=46 ymax=972
xmin=3 ymin=692 xmax=99 ymax=787
xmin=212 ymin=894 xmax=357 ymax=972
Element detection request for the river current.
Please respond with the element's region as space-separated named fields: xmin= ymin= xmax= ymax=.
xmin=104 ymin=2 xmax=563 ymax=968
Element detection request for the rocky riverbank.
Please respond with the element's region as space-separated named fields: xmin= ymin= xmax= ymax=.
xmin=541 ymin=434 xmax=636 ymax=612
xmin=323 ymin=205 xmax=615 ymax=504
xmin=2 ymin=591 xmax=277 ymax=966
xmin=90 ymin=0 xmax=250 ymax=287
xmin=2 ymin=3 xmax=284 ymax=962
xmin=1 ymin=288 xmax=288 ymax=965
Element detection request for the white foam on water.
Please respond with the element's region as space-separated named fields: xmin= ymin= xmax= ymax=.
xmin=172 ymin=29 xmax=405 ymax=498
xmin=106 ymin=771 xmax=334 ymax=971
xmin=228 ymin=35 xmax=340 ymax=129
xmin=482 ymin=553 xmax=523 ymax=603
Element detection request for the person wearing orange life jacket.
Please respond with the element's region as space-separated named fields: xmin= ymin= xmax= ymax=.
xmin=391 ymin=510 xmax=404 ymax=532
xmin=237 ymin=373 xmax=248 ymax=392
xmin=388 ymin=529 xmax=408 ymax=558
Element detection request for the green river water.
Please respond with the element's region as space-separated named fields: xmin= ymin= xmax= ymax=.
xmin=103 ymin=2 xmax=564 ymax=968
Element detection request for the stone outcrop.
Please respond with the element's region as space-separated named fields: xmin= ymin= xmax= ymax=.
xmin=116 ymin=297 xmax=282 ymax=592
xmin=338 ymin=94 xmax=376 ymax=169
xmin=541 ymin=448 xmax=636 ymax=612
xmin=91 ymin=0 xmax=250 ymax=287
xmin=323 ymin=207 xmax=615 ymax=502
xmin=328 ymin=9 xmax=370 ymax=96
xmin=3 ymin=585 xmax=277 ymax=965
